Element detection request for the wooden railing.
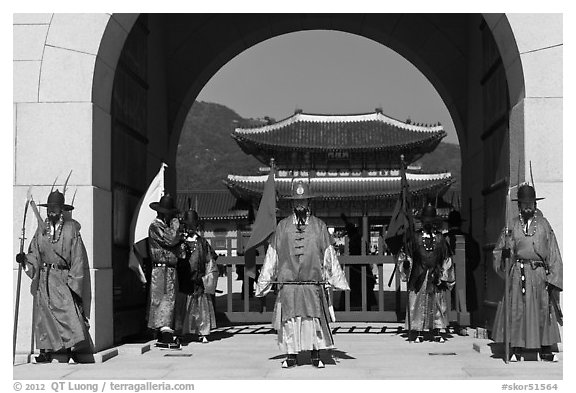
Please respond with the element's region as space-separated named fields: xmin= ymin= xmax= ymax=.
xmin=212 ymin=235 xmax=468 ymax=325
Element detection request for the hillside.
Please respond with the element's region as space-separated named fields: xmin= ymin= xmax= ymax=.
xmin=176 ymin=101 xmax=461 ymax=195
xmin=176 ymin=101 xmax=262 ymax=191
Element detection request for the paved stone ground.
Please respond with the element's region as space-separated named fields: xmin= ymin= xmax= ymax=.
xmin=13 ymin=323 xmax=563 ymax=381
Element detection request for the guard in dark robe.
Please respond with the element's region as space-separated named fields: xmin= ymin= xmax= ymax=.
xmin=398 ymin=204 xmax=455 ymax=343
xmin=491 ymin=184 xmax=562 ymax=362
xmin=147 ymin=194 xmax=185 ymax=348
xmin=16 ymin=190 xmax=91 ymax=363
xmin=256 ymin=179 xmax=349 ymax=368
xmin=175 ymin=210 xmax=219 ymax=343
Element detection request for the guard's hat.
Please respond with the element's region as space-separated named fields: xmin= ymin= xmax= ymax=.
xmin=150 ymin=194 xmax=179 ymax=214
xmin=512 ymin=184 xmax=544 ymax=202
xmin=38 ymin=190 xmax=74 ymax=211
xmin=285 ymin=179 xmax=315 ymax=200
xmin=183 ymin=209 xmax=199 ymax=227
xmin=417 ymin=204 xmax=437 ymax=222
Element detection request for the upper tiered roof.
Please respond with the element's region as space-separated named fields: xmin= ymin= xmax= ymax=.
xmin=232 ymin=110 xmax=446 ymax=154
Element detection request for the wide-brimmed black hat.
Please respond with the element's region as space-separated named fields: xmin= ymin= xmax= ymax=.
xmin=512 ymin=184 xmax=544 ymax=202
xmin=150 ymin=194 xmax=179 ymax=214
xmin=285 ymin=179 xmax=316 ymax=200
xmin=38 ymin=190 xmax=74 ymax=211
xmin=445 ymin=210 xmax=467 ymax=226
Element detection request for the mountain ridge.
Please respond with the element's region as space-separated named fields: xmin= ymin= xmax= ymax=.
xmin=176 ymin=101 xmax=461 ymax=194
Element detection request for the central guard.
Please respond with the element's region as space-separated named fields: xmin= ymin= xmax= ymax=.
xmin=256 ymin=179 xmax=349 ymax=368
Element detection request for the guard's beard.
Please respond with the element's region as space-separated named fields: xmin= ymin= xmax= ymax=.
xmin=48 ymin=213 xmax=61 ymax=225
xmin=294 ymin=208 xmax=308 ymax=226
xmin=521 ymin=209 xmax=534 ymax=222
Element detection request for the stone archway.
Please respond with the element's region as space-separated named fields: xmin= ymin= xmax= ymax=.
xmin=13 ymin=13 xmax=562 ymax=356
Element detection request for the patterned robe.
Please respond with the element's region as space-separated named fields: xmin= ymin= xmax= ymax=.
xmin=175 ymin=233 xmax=219 ymax=336
xmin=24 ymin=218 xmax=90 ymax=351
xmin=255 ymin=214 xmax=349 ymax=354
xmin=147 ymin=218 xmax=183 ymax=330
xmin=399 ymin=229 xmax=455 ymax=331
xmin=491 ymin=209 xmax=562 ymax=348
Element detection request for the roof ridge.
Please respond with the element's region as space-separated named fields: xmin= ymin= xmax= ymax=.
xmin=234 ymin=111 xmax=443 ymax=135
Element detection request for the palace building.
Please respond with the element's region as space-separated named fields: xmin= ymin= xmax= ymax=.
xmin=220 ymin=109 xmax=454 ymax=254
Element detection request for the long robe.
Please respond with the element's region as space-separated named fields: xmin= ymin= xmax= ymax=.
xmin=399 ymin=229 xmax=454 ymax=331
xmin=255 ymin=214 xmax=349 ymax=354
xmin=147 ymin=218 xmax=183 ymax=330
xmin=24 ymin=218 xmax=90 ymax=351
xmin=175 ymin=234 xmax=219 ymax=336
xmin=491 ymin=209 xmax=562 ymax=349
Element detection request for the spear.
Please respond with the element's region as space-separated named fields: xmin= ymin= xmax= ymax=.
xmin=14 ymin=188 xmax=31 ymax=363
xmin=503 ymin=185 xmax=513 ymax=364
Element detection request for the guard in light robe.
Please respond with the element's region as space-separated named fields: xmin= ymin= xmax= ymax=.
xmin=256 ymin=179 xmax=350 ymax=368
xmin=175 ymin=210 xmax=219 ymax=343
xmin=147 ymin=194 xmax=185 ymax=348
xmin=16 ymin=189 xmax=91 ymax=363
xmin=398 ymin=204 xmax=455 ymax=343
xmin=491 ymin=184 xmax=562 ymax=362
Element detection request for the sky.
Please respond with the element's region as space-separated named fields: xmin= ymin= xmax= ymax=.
xmin=197 ymin=30 xmax=459 ymax=145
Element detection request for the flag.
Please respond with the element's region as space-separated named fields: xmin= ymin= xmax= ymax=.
xmin=244 ymin=166 xmax=276 ymax=279
xmin=128 ymin=163 xmax=166 ymax=283
xmin=384 ymin=158 xmax=414 ymax=255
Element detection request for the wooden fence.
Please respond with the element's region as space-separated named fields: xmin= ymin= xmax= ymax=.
xmin=212 ymin=236 xmax=469 ymax=326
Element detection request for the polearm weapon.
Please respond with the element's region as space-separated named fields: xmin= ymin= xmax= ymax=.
xmin=402 ymin=159 xmax=414 ymax=343
xmin=502 ymin=184 xmax=512 ymax=364
xmin=14 ymin=190 xmax=31 ymax=363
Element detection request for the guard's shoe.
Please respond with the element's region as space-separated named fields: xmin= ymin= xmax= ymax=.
xmin=155 ymin=336 xmax=181 ymax=350
xmin=434 ymin=336 xmax=445 ymax=343
xmin=281 ymin=355 xmax=297 ymax=368
xmin=199 ymin=335 xmax=209 ymax=344
xmin=34 ymin=352 xmax=52 ymax=363
xmin=540 ymin=353 xmax=558 ymax=362
xmin=509 ymin=354 xmax=520 ymax=362
xmin=159 ymin=331 xmax=174 ymax=344
xmin=311 ymin=349 xmax=324 ymax=368
xmin=312 ymin=359 xmax=325 ymax=368
xmin=414 ymin=335 xmax=424 ymax=343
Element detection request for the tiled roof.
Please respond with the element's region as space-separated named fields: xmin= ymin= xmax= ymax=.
xmin=232 ymin=111 xmax=445 ymax=152
xmin=224 ymin=173 xmax=453 ymax=200
xmin=176 ymin=190 xmax=249 ymax=220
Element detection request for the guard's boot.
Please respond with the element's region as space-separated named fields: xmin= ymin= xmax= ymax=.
xmin=540 ymin=346 xmax=558 ymax=362
xmin=509 ymin=347 xmax=522 ymax=362
xmin=156 ymin=331 xmax=181 ymax=349
xmin=311 ymin=349 xmax=325 ymax=368
xmin=414 ymin=331 xmax=424 ymax=343
xmin=281 ymin=354 xmax=297 ymax=368
xmin=433 ymin=328 xmax=445 ymax=343
xmin=199 ymin=335 xmax=209 ymax=344
xmin=34 ymin=350 xmax=52 ymax=364
xmin=66 ymin=348 xmax=77 ymax=364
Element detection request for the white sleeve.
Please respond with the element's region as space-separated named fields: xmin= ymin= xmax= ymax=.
xmin=255 ymin=246 xmax=278 ymax=297
xmin=324 ymin=245 xmax=350 ymax=291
